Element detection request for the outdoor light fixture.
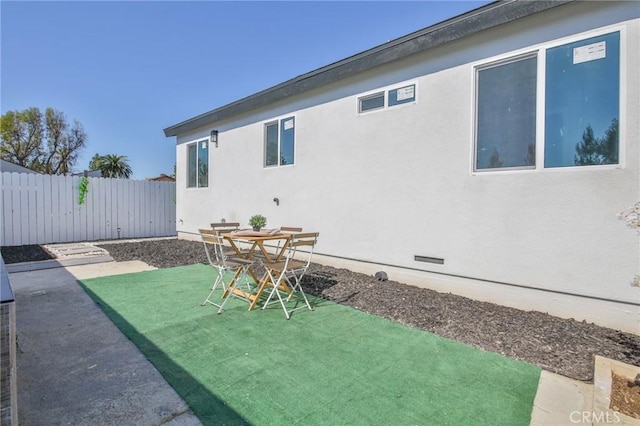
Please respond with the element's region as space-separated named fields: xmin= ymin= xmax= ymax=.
xmin=210 ymin=129 xmax=219 ymax=148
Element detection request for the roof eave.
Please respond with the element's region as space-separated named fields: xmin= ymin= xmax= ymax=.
xmin=163 ymin=0 xmax=570 ymax=138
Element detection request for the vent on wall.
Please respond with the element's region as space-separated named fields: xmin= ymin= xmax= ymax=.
xmin=414 ymin=255 xmax=444 ymax=265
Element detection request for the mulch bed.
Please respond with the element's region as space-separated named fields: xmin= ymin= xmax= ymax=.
xmin=1 ymin=244 xmax=55 ymax=264
xmin=3 ymin=238 xmax=639 ymax=382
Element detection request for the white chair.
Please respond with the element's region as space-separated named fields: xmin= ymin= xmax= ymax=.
xmin=210 ymin=222 xmax=249 ymax=258
xmin=273 ymin=226 xmax=302 ymax=259
xmin=261 ymin=232 xmax=319 ymax=319
xmin=210 ymin=222 xmax=240 ymax=233
xmin=199 ymin=229 xmax=255 ymax=313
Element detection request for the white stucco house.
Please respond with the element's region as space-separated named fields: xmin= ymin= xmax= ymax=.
xmin=164 ymin=0 xmax=640 ymax=334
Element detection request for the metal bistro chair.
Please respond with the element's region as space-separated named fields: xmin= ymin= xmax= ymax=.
xmin=261 ymin=232 xmax=319 ymax=319
xmin=211 ymin=222 xmax=254 ymax=258
xmin=199 ymin=229 xmax=255 ymax=313
xmin=273 ymin=226 xmax=302 ymax=259
xmin=211 ymin=222 xmax=240 ymax=233
xmin=279 ymin=226 xmax=302 ymax=233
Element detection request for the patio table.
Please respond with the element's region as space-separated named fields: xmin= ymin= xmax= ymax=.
xmin=221 ymin=229 xmax=291 ymax=263
xmin=220 ymin=229 xmax=293 ymax=310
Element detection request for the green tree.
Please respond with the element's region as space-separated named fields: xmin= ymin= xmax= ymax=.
xmin=88 ymin=153 xmax=103 ymax=171
xmin=574 ymin=119 xmax=619 ymax=166
xmin=574 ymin=125 xmax=600 ymax=165
xmin=0 ymin=107 xmax=86 ymax=174
xmin=599 ymin=118 xmax=619 ymax=164
xmin=94 ymin=154 xmax=132 ymax=179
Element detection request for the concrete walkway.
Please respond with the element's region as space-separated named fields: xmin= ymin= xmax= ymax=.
xmin=531 ymin=358 xmax=640 ymax=426
xmin=8 ymin=258 xmax=202 ymax=426
xmin=6 ymin=245 xmax=639 ymax=425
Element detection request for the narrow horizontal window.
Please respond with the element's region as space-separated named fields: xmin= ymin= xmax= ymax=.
xmin=358 ymin=92 xmax=385 ymax=113
xmin=389 ymin=84 xmax=415 ymax=106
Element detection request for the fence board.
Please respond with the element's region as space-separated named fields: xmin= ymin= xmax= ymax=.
xmin=0 ymin=179 xmax=7 ymax=245
xmin=26 ymin=174 xmax=37 ymax=244
xmin=56 ymin=176 xmax=66 ymax=242
xmin=10 ymin=174 xmax=21 ymax=245
xmin=3 ymin=175 xmax=16 ymax=246
xmin=127 ymin=182 xmax=138 ymax=238
xmin=143 ymin=181 xmax=151 ymax=237
xmin=73 ymin=177 xmax=83 ymax=242
xmin=95 ymin=178 xmax=105 ymax=241
xmin=43 ymin=175 xmax=53 ymax=243
xmin=0 ymin=172 xmax=176 ymax=245
xmin=2 ymin=175 xmax=11 ymax=245
xmin=34 ymin=174 xmax=45 ymax=243
xmin=85 ymin=177 xmax=94 ymax=242
xmin=62 ymin=175 xmax=69 ymax=241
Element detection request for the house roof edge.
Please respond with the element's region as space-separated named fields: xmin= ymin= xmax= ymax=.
xmin=163 ymin=0 xmax=571 ymax=138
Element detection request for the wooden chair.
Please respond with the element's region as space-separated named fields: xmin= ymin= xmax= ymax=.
xmin=275 ymin=226 xmax=302 ymax=255
xmin=211 ymin=222 xmax=240 ymax=233
xmin=260 ymin=232 xmax=319 ymax=319
xmin=199 ymin=229 xmax=255 ymax=313
xmin=210 ymin=222 xmax=248 ymax=257
xmin=279 ymin=226 xmax=302 ymax=233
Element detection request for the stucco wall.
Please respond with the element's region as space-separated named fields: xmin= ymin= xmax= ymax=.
xmin=173 ymin=1 xmax=639 ymax=333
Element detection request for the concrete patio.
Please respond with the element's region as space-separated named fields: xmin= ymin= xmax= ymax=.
xmin=7 ymin=257 xmax=201 ymax=425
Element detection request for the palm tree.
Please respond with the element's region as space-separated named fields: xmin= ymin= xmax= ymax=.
xmin=98 ymin=154 xmax=132 ymax=178
xmin=88 ymin=153 xmax=103 ymax=171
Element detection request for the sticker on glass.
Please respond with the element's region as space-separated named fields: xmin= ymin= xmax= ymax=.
xmin=283 ymin=119 xmax=294 ymax=130
xmin=396 ymin=85 xmax=415 ymax=101
xmin=573 ymin=41 xmax=606 ymax=64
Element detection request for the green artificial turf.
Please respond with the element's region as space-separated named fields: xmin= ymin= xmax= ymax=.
xmin=79 ymin=264 xmax=541 ymax=425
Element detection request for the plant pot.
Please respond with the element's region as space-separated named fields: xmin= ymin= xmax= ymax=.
xmin=252 ymin=226 xmax=261 ymax=232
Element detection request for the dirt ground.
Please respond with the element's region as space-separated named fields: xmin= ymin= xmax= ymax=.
xmin=3 ymin=239 xmax=639 ymax=383
xmin=610 ymin=373 xmax=640 ymax=419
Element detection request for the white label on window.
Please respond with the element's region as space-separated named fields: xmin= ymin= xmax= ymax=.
xmin=201 ymin=141 xmax=207 ymax=149
xmin=396 ymin=85 xmax=415 ymax=101
xmin=283 ymin=119 xmax=294 ymax=130
xmin=573 ymin=41 xmax=606 ymax=64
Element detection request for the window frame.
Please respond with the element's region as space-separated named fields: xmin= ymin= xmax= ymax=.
xmin=388 ymin=84 xmax=416 ymax=107
xmin=263 ymin=115 xmax=295 ymax=168
xmin=471 ymin=25 xmax=625 ymax=174
xmin=357 ymin=82 xmax=417 ymax=115
xmin=358 ymin=91 xmax=385 ymax=113
xmin=473 ymin=53 xmax=538 ymax=172
xmin=186 ymin=138 xmax=209 ymax=188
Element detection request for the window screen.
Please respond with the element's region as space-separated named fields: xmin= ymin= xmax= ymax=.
xmin=475 ymin=55 xmax=537 ymax=170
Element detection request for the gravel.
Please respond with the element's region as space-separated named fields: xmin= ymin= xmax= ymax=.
xmin=3 ymin=239 xmax=639 ymax=382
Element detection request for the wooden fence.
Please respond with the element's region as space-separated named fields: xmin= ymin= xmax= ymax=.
xmin=1 ymin=172 xmax=176 ymax=246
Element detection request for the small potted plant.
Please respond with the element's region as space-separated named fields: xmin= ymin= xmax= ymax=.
xmin=249 ymin=214 xmax=267 ymax=232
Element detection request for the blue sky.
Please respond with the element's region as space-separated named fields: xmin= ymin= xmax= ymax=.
xmin=2 ymin=1 xmax=490 ymax=180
